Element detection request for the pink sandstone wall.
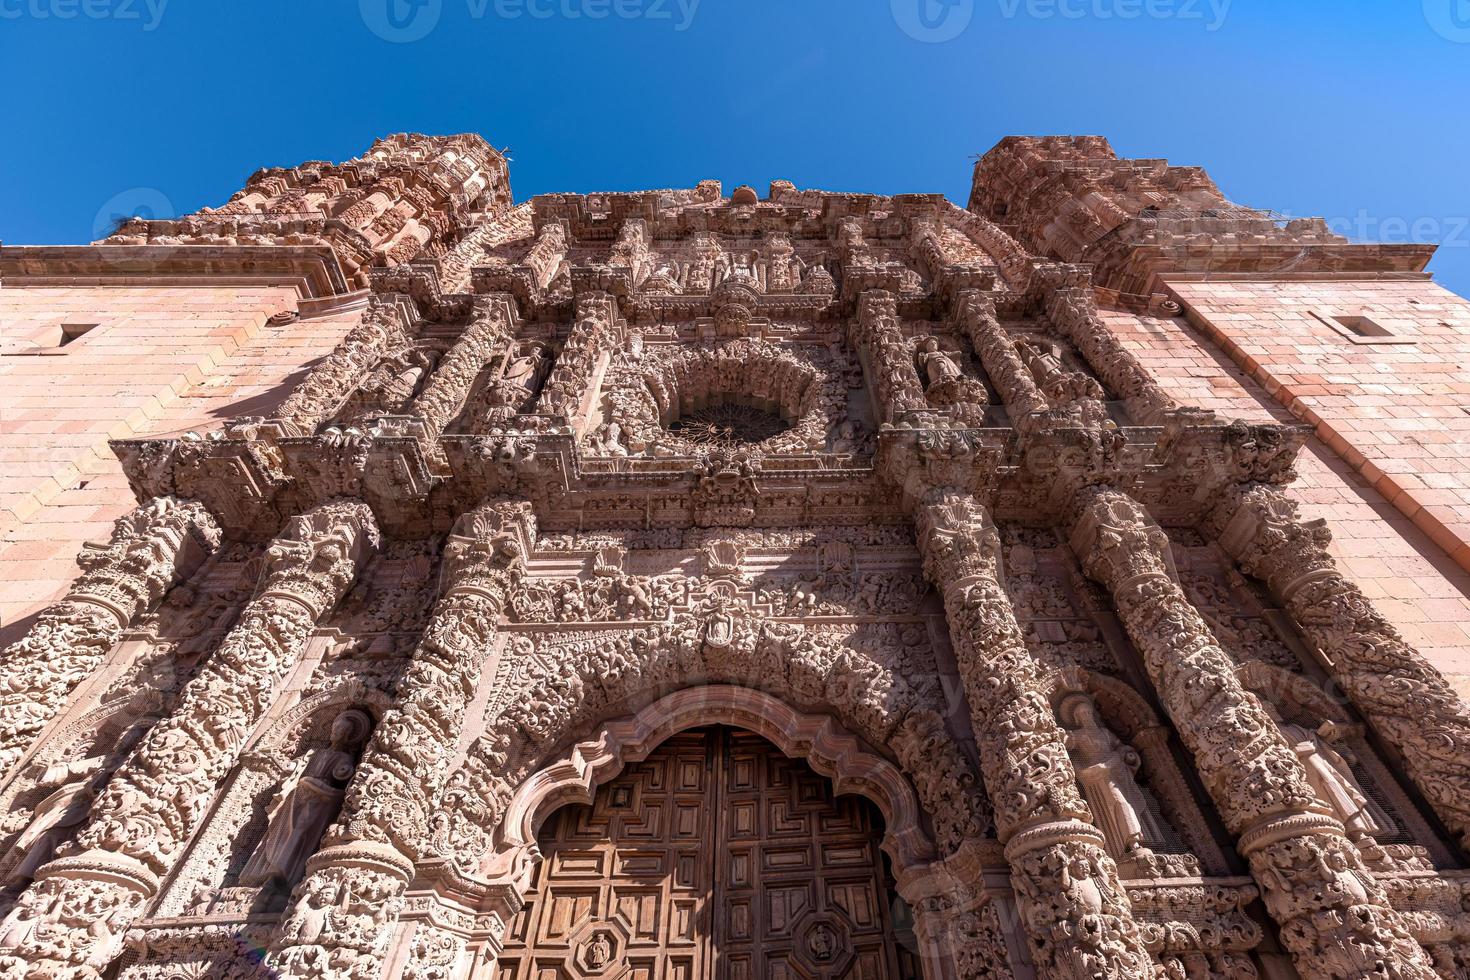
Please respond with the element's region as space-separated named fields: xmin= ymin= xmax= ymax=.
xmin=1107 ymin=278 xmax=1470 ymax=698
xmin=0 ymin=285 xmax=361 ymax=643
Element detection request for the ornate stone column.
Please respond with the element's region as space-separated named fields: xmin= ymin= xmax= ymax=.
xmin=953 ymin=289 xmax=1048 ymax=426
xmin=852 ymin=291 xmax=927 ymax=421
xmin=1209 ymin=482 xmax=1470 ymax=848
xmin=265 ymin=300 xmax=414 ymax=436
xmin=1069 ymin=486 xmax=1438 ymax=979
xmin=267 ymin=499 xmax=535 ymax=980
xmin=915 ymin=489 xmax=1155 ymax=980
xmin=538 ymin=292 xmax=620 ymax=424
xmin=408 ymin=295 xmax=517 ymax=438
xmin=1042 ymin=281 xmax=1173 ymax=424
xmin=0 ymin=497 xmax=220 ymax=781
xmin=0 ymin=501 xmax=378 ymax=980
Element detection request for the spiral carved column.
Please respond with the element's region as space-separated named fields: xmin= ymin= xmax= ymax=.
xmin=915 ymin=489 xmax=1156 ymax=980
xmin=1069 ymin=485 xmax=1438 ymax=980
xmin=0 ymin=497 xmax=220 ymax=782
xmin=0 ymin=501 xmax=379 ymax=980
xmin=267 ymin=500 xmax=536 ymax=980
xmin=1209 ymin=482 xmax=1470 ymax=849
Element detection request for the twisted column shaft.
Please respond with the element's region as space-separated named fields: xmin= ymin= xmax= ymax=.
xmin=268 ymin=500 xmax=535 ymax=980
xmin=916 ymin=490 xmax=1155 ymax=980
xmin=1070 ymin=486 xmax=1437 ymax=980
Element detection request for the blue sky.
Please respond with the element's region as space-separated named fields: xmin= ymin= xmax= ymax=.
xmin=1 ymin=1 xmax=1468 ymax=296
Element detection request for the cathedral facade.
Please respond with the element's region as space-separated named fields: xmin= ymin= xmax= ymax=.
xmin=0 ymin=133 xmax=1469 ymax=980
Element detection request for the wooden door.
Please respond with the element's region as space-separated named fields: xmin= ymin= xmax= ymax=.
xmin=493 ymin=727 xmax=920 ymax=980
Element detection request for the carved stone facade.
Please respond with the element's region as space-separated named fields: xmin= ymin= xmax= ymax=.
xmin=1 ymin=133 xmax=1468 ymax=980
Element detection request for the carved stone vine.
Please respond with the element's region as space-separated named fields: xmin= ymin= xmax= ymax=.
xmin=915 ymin=489 xmax=1156 ymax=980
xmin=267 ymin=500 xmax=535 ymax=980
xmin=1070 ymin=486 xmax=1439 ymax=979
xmin=1209 ymin=482 xmax=1470 ymax=851
xmin=0 ymin=501 xmax=378 ymax=980
xmin=0 ymin=498 xmax=221 ymax=782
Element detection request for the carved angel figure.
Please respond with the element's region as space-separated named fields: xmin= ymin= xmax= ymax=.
xmin=1060 ymin=695 xmax=1168 ymax=863
xmin=241 ymin=709 xmax=372 ymax=890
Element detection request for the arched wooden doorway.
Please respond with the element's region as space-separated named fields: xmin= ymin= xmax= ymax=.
xmin=492 ymin=726 xmax=922 ymax=980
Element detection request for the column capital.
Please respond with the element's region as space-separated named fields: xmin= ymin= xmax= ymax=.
xmin=1208 ymin=482 xmax=1338 ymax=600
xmin=914 ymin=488 xmax=1002 ymax=586
xmin=258 ymin=500 xmax=380 ymax=620
xmin=71 ymin=496 xmax=222 ymax=626
xmin=1066 ymin=485 xmax=1176 ymax=586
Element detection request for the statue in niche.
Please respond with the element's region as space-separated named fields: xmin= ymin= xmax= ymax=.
xmin=240 ymin=709 xmax=372 ymax=891
xmin=1060 ymin=695 xmax=1168 ymax=864
xmin=2 ymin=718 xmax=155 ymax=888
xmin=346 ymin=348 xmax=437 ymax=418
xmin=1264 ymin=702 xmax=1390 ymax=841
xmin=493 ymin=342 xmax=552 ymax=412
xmin=916 ymin=338 xmax=963 ymax=388
xmin=4 ymin=759 xmax=110 ymax=888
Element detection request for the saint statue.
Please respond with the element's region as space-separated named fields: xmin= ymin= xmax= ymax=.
xmin=916 ymin=338 xmax=963 ymax=388
xmin=2 ymin=716 xmax=155 ymax=887
xmin=1265 ymin=702 xmax=1387 ymax=841
xmin=3 ymin=757 xmax=107 ymax=887
xmin=1061 ymin=695 xmax=1168 ymax=862
xmin=240 ymin=709 xmax=372 ymax=890
xmin=495 ymin=343 xmax=552 ymax=412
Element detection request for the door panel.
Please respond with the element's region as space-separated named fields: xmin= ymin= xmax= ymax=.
xmin=494 ymin=728 xmax=919 ymax=980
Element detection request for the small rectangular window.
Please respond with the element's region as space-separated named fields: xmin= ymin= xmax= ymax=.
xmin=57 ymin=323 xmax=97 ymax=346
xmin=2 ymin=322 xmax=100 ymax=355
xmin=1311 ymin=311 xmax=1415 ymax=346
